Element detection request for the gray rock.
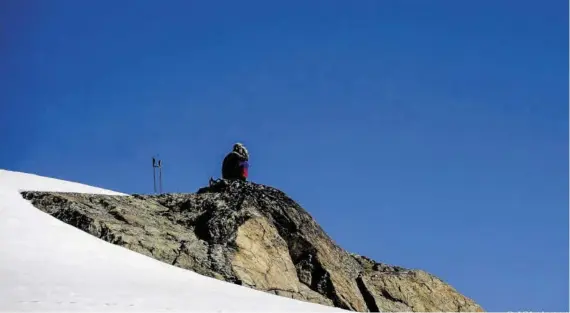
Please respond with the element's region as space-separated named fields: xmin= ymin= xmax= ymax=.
xmin=21 ymin=179 xmax=484 ymax=312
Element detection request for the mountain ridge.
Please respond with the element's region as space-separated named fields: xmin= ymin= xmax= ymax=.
xmin=2 ymin=169 xmax=341 ymax=312
xmin=22 ymin=178 xmax=484 ymax=312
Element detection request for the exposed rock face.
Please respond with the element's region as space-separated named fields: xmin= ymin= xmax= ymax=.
xmin=22 ymin=179 xmax=483 ymax=312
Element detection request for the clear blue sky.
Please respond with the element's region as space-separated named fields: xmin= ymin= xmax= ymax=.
xmin=1 ymin=0 xmax=568 ymax=310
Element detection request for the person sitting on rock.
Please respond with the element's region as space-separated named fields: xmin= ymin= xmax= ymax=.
xmin=221 ymin=142 xmax=249 ymax=181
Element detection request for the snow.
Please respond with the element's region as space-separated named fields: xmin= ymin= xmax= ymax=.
xmin=0 ymin=169 xmax=342 ymax=312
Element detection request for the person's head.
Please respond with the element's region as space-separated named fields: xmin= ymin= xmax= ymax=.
xmin=233 ymin=142 xmax=249 ymax=160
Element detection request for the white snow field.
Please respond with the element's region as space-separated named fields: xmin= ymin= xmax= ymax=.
xmin=0 ymin=169 xmax=342 ymax=312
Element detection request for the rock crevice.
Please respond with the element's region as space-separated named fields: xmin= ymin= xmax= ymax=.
xmin=356 ymin=275 xmax=381 ymax=312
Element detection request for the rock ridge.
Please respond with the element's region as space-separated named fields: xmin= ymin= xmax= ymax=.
xmin=22 ymin=179 xmax=483 ymax=312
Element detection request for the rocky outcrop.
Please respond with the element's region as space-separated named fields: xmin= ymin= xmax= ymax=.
xmin=22 ymin=179 xmax=483 ymax=312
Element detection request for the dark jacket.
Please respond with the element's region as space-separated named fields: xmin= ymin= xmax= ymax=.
xmin=222 ymin=151 xmax=248 ymax=181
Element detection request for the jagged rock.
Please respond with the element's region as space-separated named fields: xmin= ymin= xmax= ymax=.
xmin=21 ymin=179 xmax=484 ymax=312
xmin=352 ymin=255 xmax=484 ymax=312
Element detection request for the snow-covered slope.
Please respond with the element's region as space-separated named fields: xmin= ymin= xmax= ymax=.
xmin=0 ymin=170 xmax=342 ymax=312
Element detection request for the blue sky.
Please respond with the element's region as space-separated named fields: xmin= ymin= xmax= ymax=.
xmin=1 ymin=0 xmax=568 ymax=310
